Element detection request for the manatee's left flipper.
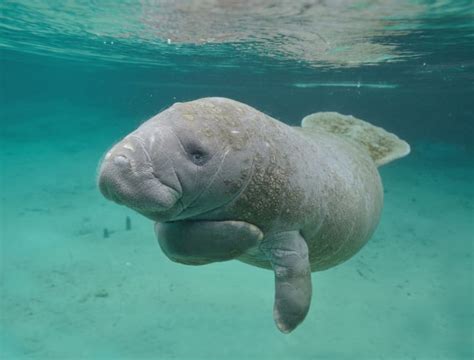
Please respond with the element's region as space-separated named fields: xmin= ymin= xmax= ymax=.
xmin=260 ymin=231 xmax=312 ymax=334
xmin=155 ymin=220 xmax=263 ymax=265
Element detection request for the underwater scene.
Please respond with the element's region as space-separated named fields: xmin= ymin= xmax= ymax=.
xmin=1 ymin=1 xmax=473 ymax=359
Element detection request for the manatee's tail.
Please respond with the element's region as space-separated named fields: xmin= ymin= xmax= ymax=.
xmin=301 ymin=112 xmax=410 ymax=166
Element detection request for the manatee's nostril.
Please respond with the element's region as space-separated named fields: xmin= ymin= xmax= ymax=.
xmin=113 ymin=155 xmax=130 ymax=167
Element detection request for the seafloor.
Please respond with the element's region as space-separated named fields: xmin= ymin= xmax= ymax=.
xmin=1 ymin=100 xmax=472 ymax=359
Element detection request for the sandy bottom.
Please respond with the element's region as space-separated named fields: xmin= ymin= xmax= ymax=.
xmin=1 ymin=104 xmax=473 ymax=359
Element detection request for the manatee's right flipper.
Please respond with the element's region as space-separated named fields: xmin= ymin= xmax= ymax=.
xmin=260 ymin=231 xmax=312 ymax=334
xmin=155 ymin=220 xmax=263 ymax=265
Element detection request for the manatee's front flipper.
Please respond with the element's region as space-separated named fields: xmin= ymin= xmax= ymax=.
xmin=155 ymin=221 xmax=263 ymax=266
xmin=260 ymin=231 xmax=312 ymax=334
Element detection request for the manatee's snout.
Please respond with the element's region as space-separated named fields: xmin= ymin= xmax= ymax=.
xmin=98 ymin=135 xmax=181 ymax=214
xmin=98 ymin=152 xmax=132 ymax=204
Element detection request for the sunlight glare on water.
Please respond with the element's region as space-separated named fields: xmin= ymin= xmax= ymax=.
xmin=1 ymin=0 xmax=472 ymax=69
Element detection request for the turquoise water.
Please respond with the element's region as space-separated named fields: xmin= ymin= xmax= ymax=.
xmin=1 ymin=1 xmax=473 ymax=359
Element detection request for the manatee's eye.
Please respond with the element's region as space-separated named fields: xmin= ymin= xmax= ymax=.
xmin=179 ymin=135 xmax=211 ymax=166
xmin=189 ymin=149 xmax=209 ymax=165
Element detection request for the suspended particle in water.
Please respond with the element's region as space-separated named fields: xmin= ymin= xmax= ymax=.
xmin=126 ymin=216 xmax=131 ymax=231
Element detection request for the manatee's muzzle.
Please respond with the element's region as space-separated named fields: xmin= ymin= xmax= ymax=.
xmin=98 ymin=137 xmax=180 ymax=213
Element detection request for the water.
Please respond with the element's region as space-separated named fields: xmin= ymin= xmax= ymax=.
xmin=1 ymin=1 xmax=473 ymax=359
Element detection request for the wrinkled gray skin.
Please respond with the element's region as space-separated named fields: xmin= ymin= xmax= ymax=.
xmin=98 ymin=97 xmax=382 ymax=333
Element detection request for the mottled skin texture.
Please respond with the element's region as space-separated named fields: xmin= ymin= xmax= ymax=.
xmin=139 ymin=98 xmax=382 ymax=270
xmin=98 ymin=97 xmax=384 ymax=333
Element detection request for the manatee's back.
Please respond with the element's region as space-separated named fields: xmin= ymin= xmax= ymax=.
xmin=296 ymin=129 xmax=384 ymax=271
xmin=237 ymin=111 xmax=409 ymax=272
xmin=298 ymin=112 xmax=410 ymax=270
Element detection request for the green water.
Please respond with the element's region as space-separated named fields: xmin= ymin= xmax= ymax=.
xmin=1 ymin=1 xmax=473 ymax=359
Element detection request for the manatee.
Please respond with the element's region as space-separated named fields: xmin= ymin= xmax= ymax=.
xmin=98 ymin=97 xmax=410 ymax=333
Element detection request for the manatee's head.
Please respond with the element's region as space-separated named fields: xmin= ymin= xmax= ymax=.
xmin=98 ymin=97 xmax=258 ymax=222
